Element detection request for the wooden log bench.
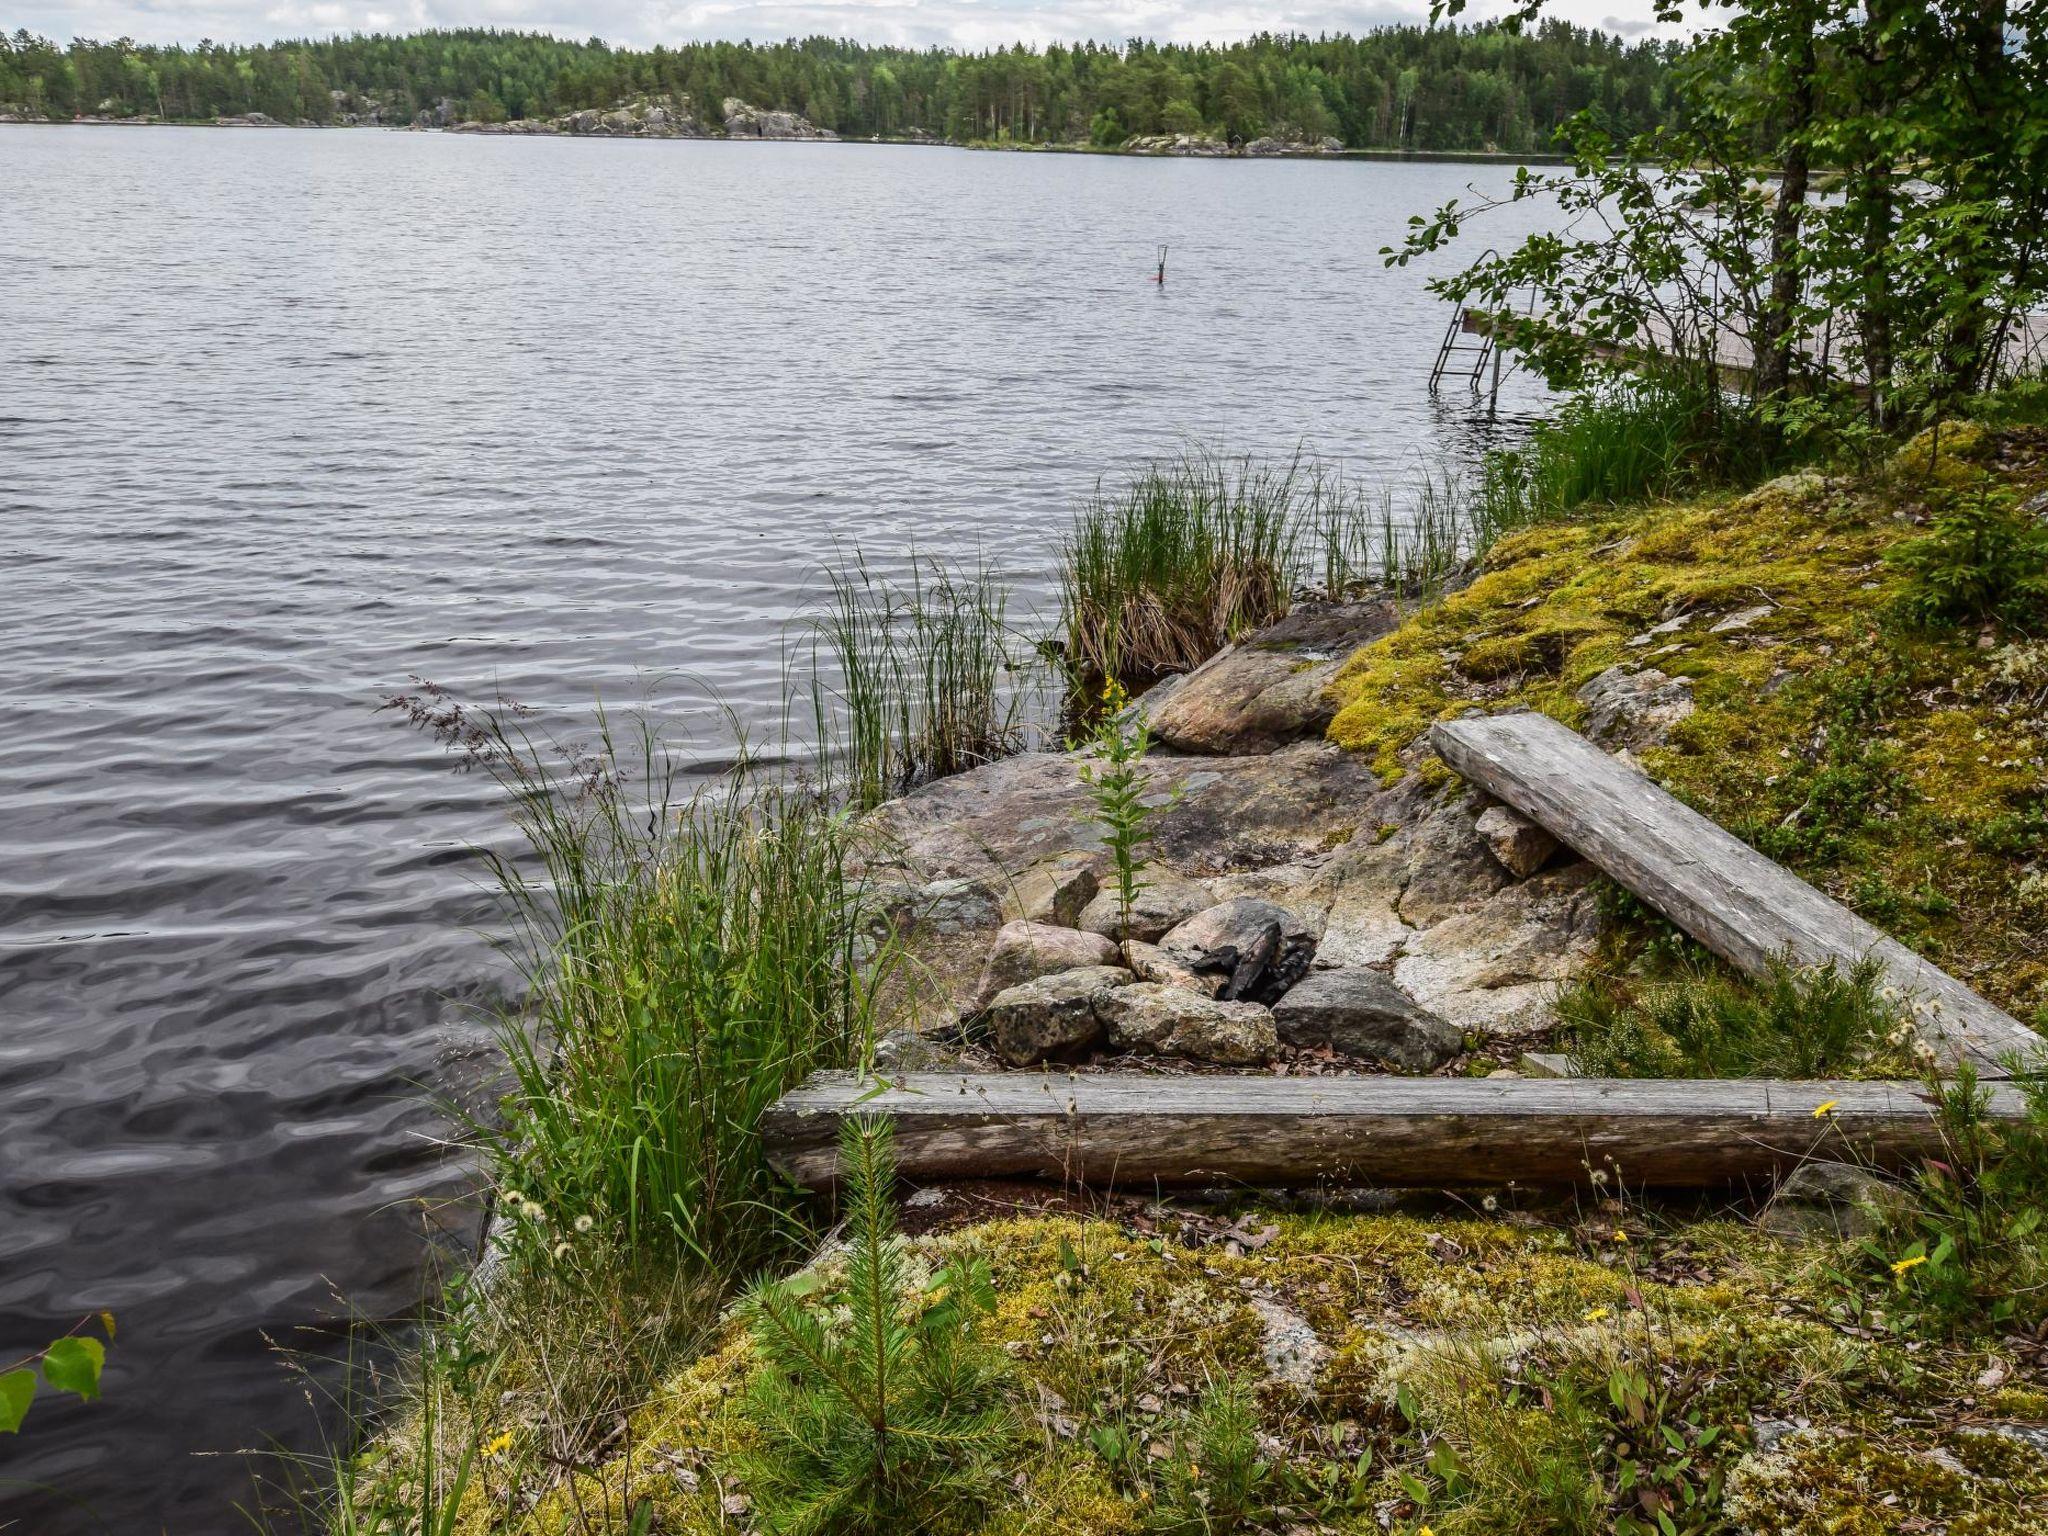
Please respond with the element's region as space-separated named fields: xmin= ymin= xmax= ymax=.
xmin=1433 ymin=711 xmax=2045 ymax=1077
xmin=761 ymin=1071 xmax=2025 ymax=1190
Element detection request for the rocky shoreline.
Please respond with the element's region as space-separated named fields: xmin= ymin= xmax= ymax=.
xmin=848 ymin=592 xmax=1686 ymax=1090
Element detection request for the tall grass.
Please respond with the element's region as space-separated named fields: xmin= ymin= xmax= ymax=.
xmin=807 ymin=553 xmax=1036 ymax=813
xmin=1313 ymin=463 xmax=1478 ymax=602
xmin=386 ymin=685 xmax=881 ymax=1273
xmin=1060 ymin=452 xmax=1301 ymax=691
xmin=1475 ymin=372 xmax=1779 ymax=533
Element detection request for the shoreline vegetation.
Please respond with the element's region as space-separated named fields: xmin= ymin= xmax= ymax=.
xmin=1 ymin=23 xmax=1672 ymax=153
xmin=279 ymin=385 xmax=2048 ymax=1532
xmin=0 ymin=108 xmax=1582 ymax=166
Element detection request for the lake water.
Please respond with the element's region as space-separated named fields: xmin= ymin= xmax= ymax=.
xmin=0 ymin=125 xmax=1552 ymax=1530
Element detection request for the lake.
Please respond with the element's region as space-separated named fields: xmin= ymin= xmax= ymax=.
xmin=0 ymin=125 xmax=1552 ymax=1530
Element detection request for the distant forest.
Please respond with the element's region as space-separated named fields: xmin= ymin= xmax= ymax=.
xmin=0 ymin=24 xmax=1678 ymax=150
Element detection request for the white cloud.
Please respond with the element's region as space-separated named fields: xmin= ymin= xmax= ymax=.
xmin=12 ymin=0 xmax=1677 ymax=51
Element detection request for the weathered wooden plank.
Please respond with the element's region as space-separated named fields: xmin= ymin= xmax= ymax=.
xmin=1432 ymin=711 xmax=2044 ymax=1075
xmin=762 ymin=1070 xmax=2022 ymax=1190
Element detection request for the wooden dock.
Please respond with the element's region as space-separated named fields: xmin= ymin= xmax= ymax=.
xmin=1433 ymin=712 xmax=2044 ymax=1076
xmin=1449 ymin=305 xmax=2048 ymax=399
xmin=762 ymin=1071 xmax=2025 ymax=1190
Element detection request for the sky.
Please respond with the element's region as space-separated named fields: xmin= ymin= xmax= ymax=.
xmin=6 ymin=0 xmax=1680 ymax=51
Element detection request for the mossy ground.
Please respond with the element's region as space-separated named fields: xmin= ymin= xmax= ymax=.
xmin=1327 ymin=425 xmax=2048 ymax=1029
xmin=379 ymin=1198 xmax=2045 ymax=1534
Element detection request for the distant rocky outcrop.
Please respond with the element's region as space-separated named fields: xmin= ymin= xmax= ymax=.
xmin=1122 ymin=133 xmax=1231 ymax=157
xmin=441 ymin=94 xmax=838 ymax=141
xmin=448 ymin=94 xmax=713 ymax=139
xmin=1123 ymin=133 xmax=1345 ymax=157
xmin=721 ymin=97 xmax=838 ymax=140
xmin=329 ymin=90 xmax=389 ymax=126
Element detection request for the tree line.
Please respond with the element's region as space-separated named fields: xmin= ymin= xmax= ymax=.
xmin=0 ymin=23 xmax=1678 ymax=150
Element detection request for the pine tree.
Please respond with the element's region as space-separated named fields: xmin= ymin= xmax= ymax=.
xmin=735 ymin=1116 xmax=1014 ymax=1536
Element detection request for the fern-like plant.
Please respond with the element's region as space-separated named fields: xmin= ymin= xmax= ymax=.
xmin=735 ymin=1116 xmax=1014 ymax=1535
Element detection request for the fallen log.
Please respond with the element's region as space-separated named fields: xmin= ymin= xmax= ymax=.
xmin=761 ymin=1071 xmax=2022 ymax=1190
xmin=1432 ymin=711 xmax=2044 ymax=1076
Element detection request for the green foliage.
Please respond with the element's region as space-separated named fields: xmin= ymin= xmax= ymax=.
xmin=1478 ymin=374 xmax=1788 ymax=535
xmin=1060 ymin=453 xmax=1300 ymax=693
xmin=0 ymin=24 xmax=1679 ymax=148
xmin=808 ymin=553 xmax=1037 ymax=813
xmin=1407 ymin=2 xmax=2048 ymax=437
xmin=1075 ymin=682 xmax=1172 ymax=941
xmin=736 ymin=1116 xmax=1014 ymax=1536
xmin=1739 ymin=657 xmax=1913 ymax=868
xmin=1560 ymin=953 xmax=1913 ymax=1079
xmin=1885 ymin=489 xmax=2048 ymax=631
xmin=385 ymin=686 xmax=878 ymax=1274
xmin=1147 ymin=1375 xmax=1274 ymax=1533
xmin=0 ymin=1314 xmax=113 ymax=1435
xmin=1864 ymin=1065 xmax=2048 ymax=1338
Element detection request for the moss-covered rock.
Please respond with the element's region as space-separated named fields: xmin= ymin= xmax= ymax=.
xmin=1325 ymin=431 xmax=2048 ymax=1025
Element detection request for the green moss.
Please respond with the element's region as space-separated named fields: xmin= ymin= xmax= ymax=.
xmin=1725 ymin=1424 xmax=2048 ymax=1536
xmin=1325 ymin=432 xmax=2048 ymax=1022
xmin=1891 ymin=418 xmax=1992 ymax=485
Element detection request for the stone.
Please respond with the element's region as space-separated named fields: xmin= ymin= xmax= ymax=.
xmin=1393 ymin=863 xmax=1601 ymax=1030
xmin=1121 ymin=941 xmax=1224 ymax=997
xmin=1099 ymin=984 xmax=1279 ymax=1064
xmin=902 ymin=876 xmax=1003 ymax=935
xmin=1160 ymin=898 xmax=1317 ymax=1002
xmin=1577 ymin=665 xmax=1695 ymax=750
xmin=1271 ymin=968 xmax=1462 ymax=1071
xmin=871 ymin=1028 xmax=954 ymax=1073
xmin=999 ymin=852 xmax=1099 ymax=928
xmin=1474 ymin=804 xmax=1561 ymax=879
xmin=1709 ymin=604 xmax=1776 ymax=635
xmin=723 ymin=97 xmax=837 ymax=140
xmin=1146 ymin=599 xmax=1401 ymax=756
xmin=1078 ymin=875 xmax=1214 ymax=943
xmin=1518 ymin=1050 xmax=1577 ymax=1078
xmin=985 ymin=966 xmax=1135 ymax=1066
xmin=1759 ymin=1160 xmax=1911 ymax=1241
xmin=1147 ymin=649 xmax=1336 ymax=754
xmin=968 ymin=921 xmax=1121 ymax=1015
xmin=1249 ymin=1296 xmax=1328 ymax=1393
xmin=1397 ymin=794 xmax=1511 ymax=927
xmin=865 ymin=742 xmax=1380 ymax=892
xmin=1303 ymin=832 xmax=1415 ymax=968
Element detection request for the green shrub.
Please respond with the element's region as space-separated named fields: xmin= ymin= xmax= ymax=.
xmin=1864 ymin=1065 xmax=2048 ymax=1337
xmin=1885 ymin=489 xmax=2048 ymax=630
xmin=1560 ymin=954 xmax=1912 ymax=1079
xmin=736 ymin=1116 xmax=1015 ymax=1535
xmin=1147 ymin=1375 xmax=1274 ymax=1534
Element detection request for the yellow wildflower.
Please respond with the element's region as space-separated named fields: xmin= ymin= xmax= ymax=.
xmin=1891 ymin=1254 xmax=1928 ymax=1276
xmin=1813 ymin=1100 xmax=1838 ymax=1118
xmin=485 ymin=1430 xmax=514 ymax=1456
xmin=1584 ymin=1307 xmax=1611 ymax=1323
xmin=1612 ymin=1229 xmax=1630 ymax=1243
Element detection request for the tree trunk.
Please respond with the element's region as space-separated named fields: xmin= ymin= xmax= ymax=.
xmin=1755 ymin=16 xmax=1817 ymax=400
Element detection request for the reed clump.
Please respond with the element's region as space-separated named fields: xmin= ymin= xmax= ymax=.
xmin=1059 ymin=453 xmax=1300 ymax=692
xmin=809 ymin=553 xmax=1037 ymax=813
